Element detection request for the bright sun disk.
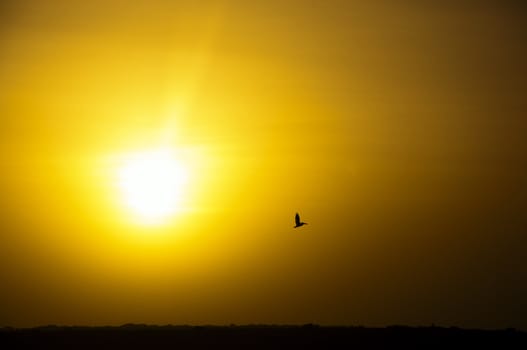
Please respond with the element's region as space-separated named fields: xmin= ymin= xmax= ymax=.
xmin=118 ymin=149 xmax=189 ymax=224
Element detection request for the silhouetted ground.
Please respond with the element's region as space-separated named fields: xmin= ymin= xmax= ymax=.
xmin=1 ymin=324 xmax=525 ymax=349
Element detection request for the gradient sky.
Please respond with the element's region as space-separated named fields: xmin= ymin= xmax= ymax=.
xmin=1 ymin=0 xmax=527 ymax=329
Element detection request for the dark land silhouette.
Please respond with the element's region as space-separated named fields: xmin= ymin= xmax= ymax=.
xmin=1 ymin=324 xmax=525 ymax=349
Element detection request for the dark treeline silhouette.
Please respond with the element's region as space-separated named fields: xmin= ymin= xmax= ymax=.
xmin=1 ymin=324 xmax=526 ymax=349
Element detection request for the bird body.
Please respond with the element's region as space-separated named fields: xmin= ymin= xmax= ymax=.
xmin=294 ymin=213 xmax=307 ymax=228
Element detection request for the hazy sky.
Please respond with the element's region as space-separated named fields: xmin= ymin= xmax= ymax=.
xmin=1 ymin=0 xmax=527 ymax=329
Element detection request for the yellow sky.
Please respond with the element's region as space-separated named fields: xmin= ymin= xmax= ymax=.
xmin=1 ymin=0 xmax=527 ymax=328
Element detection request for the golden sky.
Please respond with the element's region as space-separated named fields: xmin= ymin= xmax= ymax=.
xmin=1 ymin=0 xmax=527 ymax=328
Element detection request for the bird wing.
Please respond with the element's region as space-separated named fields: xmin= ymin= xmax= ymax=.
xmin=295 ymin=213 xmax=300 ymax=225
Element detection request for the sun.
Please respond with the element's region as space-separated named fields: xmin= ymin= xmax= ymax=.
xmin=118 ymin=148 xmax=189 ymax=224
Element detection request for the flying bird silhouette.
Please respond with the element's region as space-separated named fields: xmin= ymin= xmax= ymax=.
xmin=294 ymin=213 xmax=307 ymax=228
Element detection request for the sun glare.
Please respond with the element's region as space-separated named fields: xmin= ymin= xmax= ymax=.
xmin=118 ymin=149 xmax=189 ymax=224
